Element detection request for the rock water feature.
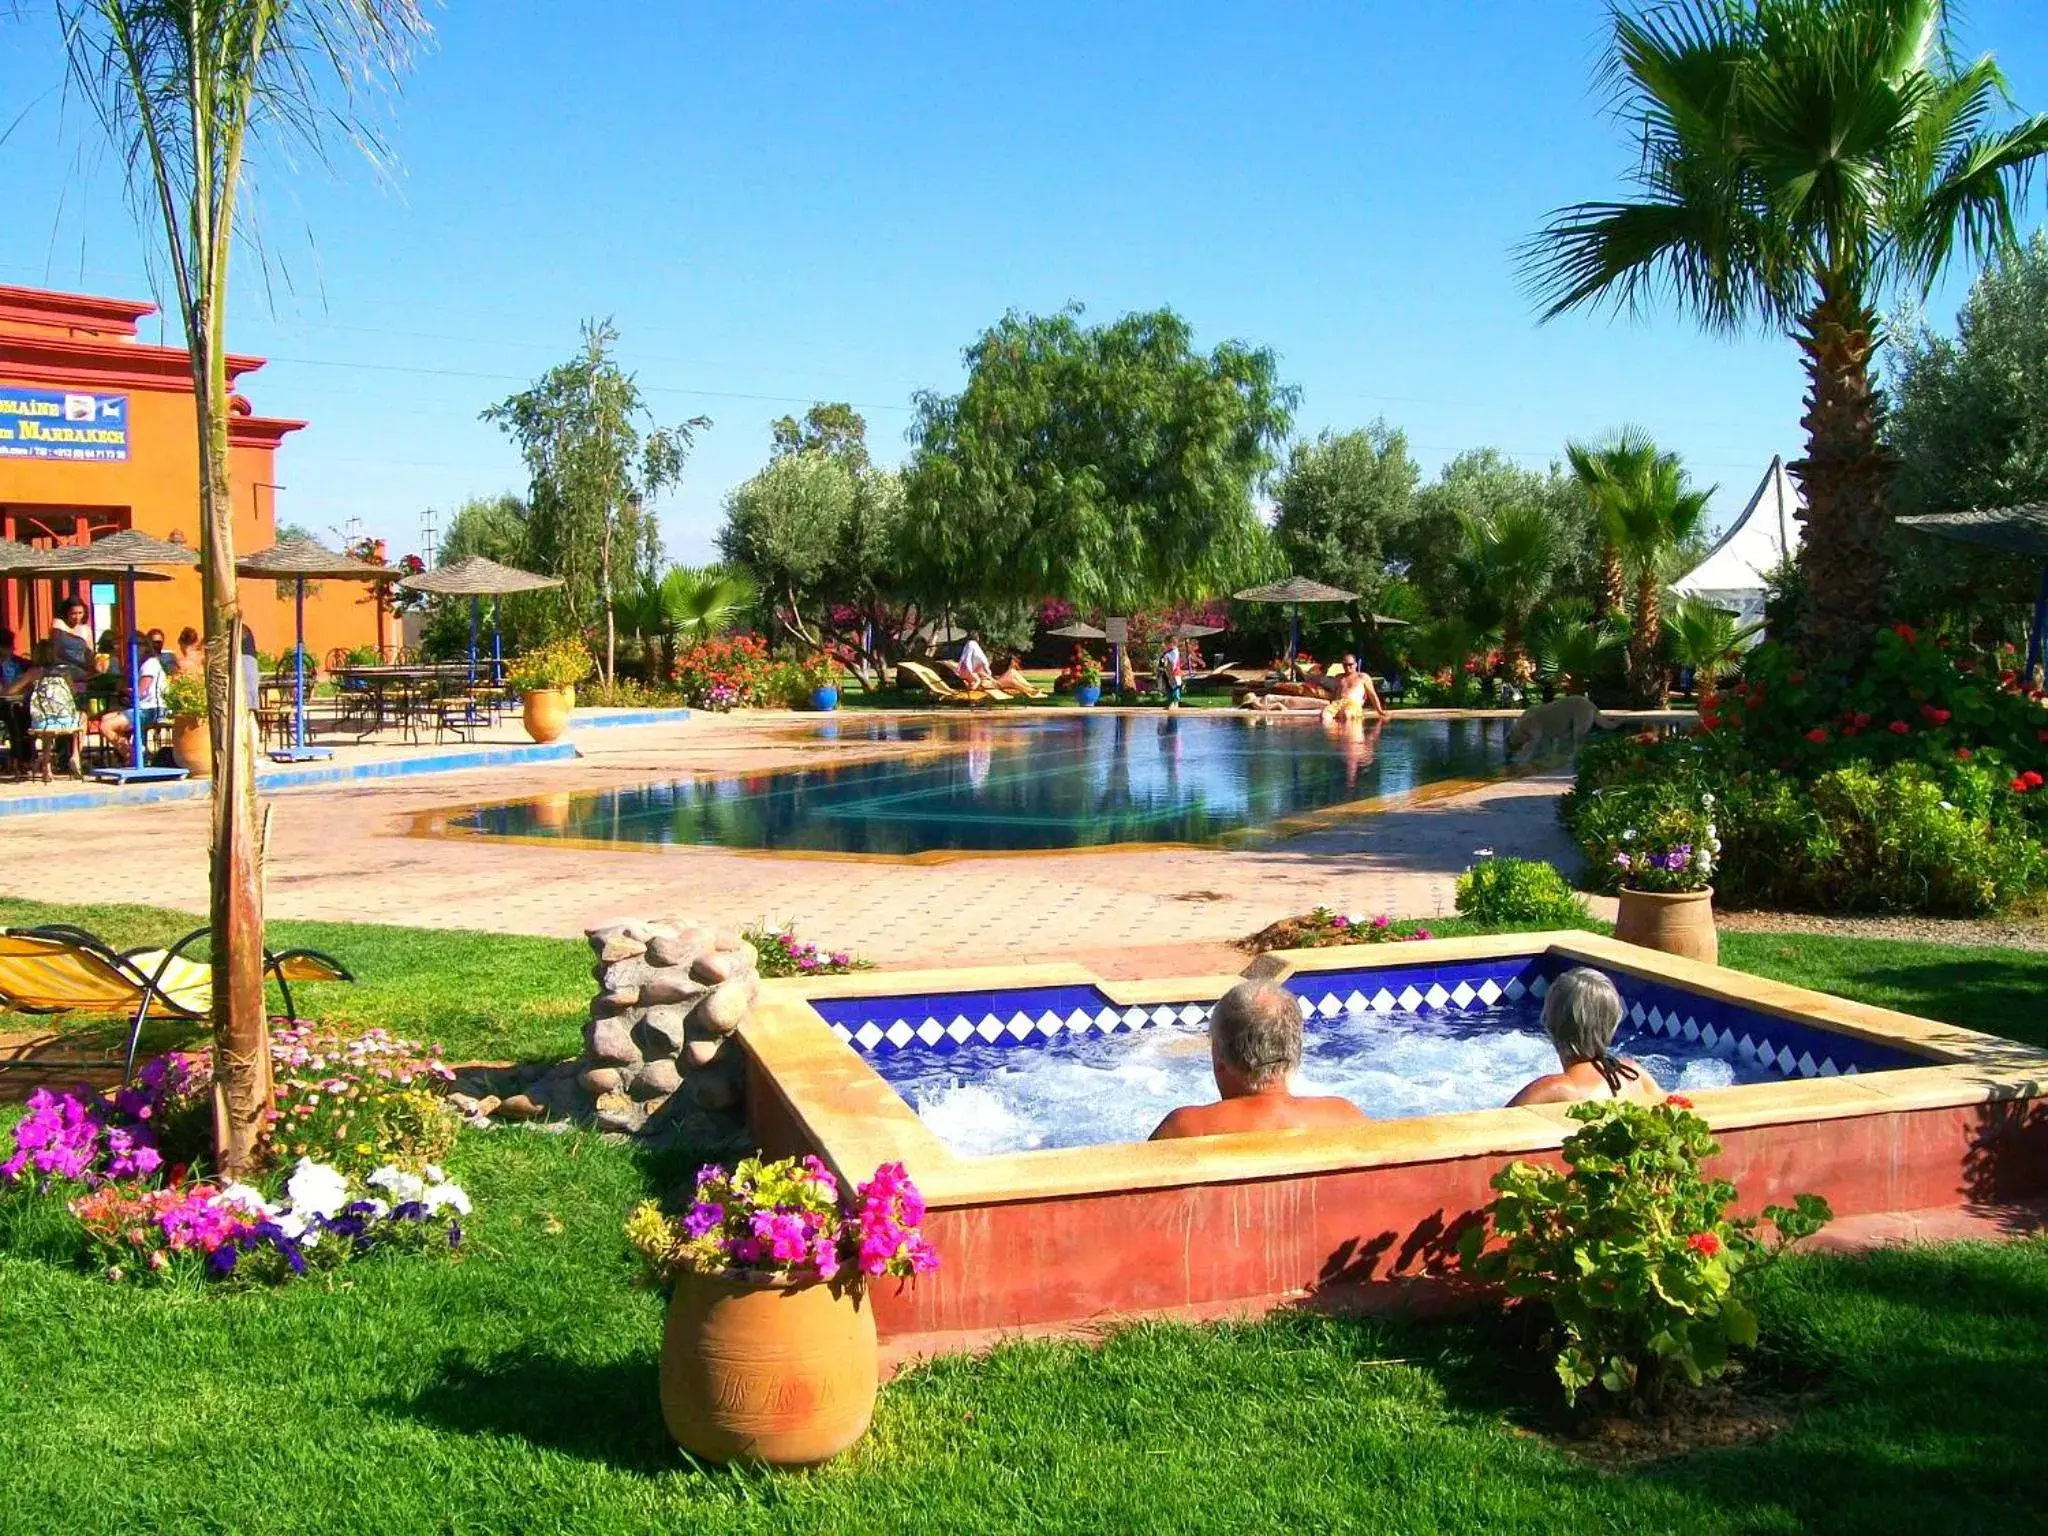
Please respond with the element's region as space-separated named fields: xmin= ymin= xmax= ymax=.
xmin=453 ymin=919 xmax=758 ymax=1149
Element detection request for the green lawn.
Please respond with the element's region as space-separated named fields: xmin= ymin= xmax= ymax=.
xmin=3 ymin=904 xmax=2047 ymax=1532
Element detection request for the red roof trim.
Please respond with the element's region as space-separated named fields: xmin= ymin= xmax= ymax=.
xmin=0 ymin=284 xmax=158 ymax=335
xmin=228 ymin=415 xmax=307 ymax=448
xmin=0 ymin=332 xmax=268 ymax=394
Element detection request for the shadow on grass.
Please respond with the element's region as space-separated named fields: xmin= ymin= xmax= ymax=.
xmin=1847 ymin=957 xmax=2048 ymax=1044
xmin=375 ymin=1347 xmax=686 ymax=1477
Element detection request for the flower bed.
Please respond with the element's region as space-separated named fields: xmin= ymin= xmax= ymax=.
xmin=1240 ymin=907 xmax=1437 ymax=953
xmin=745 ymin=923 xmax=871 ymax=978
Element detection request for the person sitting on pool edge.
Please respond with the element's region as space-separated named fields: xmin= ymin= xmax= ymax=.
xmin=1150 ymin=979 xmax=1369 ymax=1140
xmin=1507 ymin=966 xmax=1663 ymax=1107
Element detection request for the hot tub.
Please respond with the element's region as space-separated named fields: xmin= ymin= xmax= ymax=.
xmin=740 ymin=933 xmax=2048 ymax=1366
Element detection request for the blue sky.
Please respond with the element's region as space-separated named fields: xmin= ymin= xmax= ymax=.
xmin=2 ymin=1 xmax=2045 ymax=564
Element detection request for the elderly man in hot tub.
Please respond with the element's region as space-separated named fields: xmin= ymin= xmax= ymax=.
xmin=1149 ymin=981 xmax=1368 ymax=1140
xmin=1151 ymin=968 xmax=1659 ymax=1141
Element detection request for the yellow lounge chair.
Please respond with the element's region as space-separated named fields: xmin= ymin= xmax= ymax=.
xmin=896 ymin=660 xmax=994 ymax=705
xmin=0 ymin=925 xmax=352 ymax=1082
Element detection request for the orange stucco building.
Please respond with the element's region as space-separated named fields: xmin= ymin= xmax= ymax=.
xmin=0 ymin=284 xmax=380 ymax=660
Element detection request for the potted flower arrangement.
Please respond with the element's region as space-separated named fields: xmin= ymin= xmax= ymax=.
xmin=1610 ymin=795 xmax=1721 ymax=963
xmin=626 ymin=1154 xmax=937 ymax=1466
xmin=507 ymin=637 xmax=593 ymax=743
xmin=797 ymin=653 xmax=840 ymax=712
xmin=1073 ymin=652 xmax=1104 ymax=708
xmin=162 ymin=669 xmax=211 ymax=776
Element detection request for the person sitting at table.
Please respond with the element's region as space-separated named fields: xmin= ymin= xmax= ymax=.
xmin=1507 ymin=967 xmax=1664 ymax=1107
xmin=148 ymin=628 xmax=174 ymax=673
xmin=1150 ymin=980 xmax=1369 ymax=1140
xmin=0 ymin=630 xmax=27 ymax=778
xmin=47 ymin=599 xmax=95 ymax=675
xmin=5 ymin=640 xmax=84 ymax=783
xmin=174 ymin=626 xmax=205 ymax=678
xmin=100 ymin=632 xmax=166 ymax=757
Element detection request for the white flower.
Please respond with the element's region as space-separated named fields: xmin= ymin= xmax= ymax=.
xmin=213 ymin=1183 xmax=277 ymax=1219
xmin=1704 ymin=823 xmax=1718 ymax=842
xmin=285 ymin=1158 xmax=351 ymax=1220
xmin=424 ymin=1165 xmax=446 ymax=1184
xmin=368 ymin=1166 xmax=427 ymax=1205
xmin=1473 ymin=847 xmax=1495 ymax=858
xmin=1701 ymin=792 xmax=1715 ymax=807
xmin=423 ymin=1181 xmax=472 ymax=1218
xmin=1940 ymin=800 xmax=1956 ymax=812
xmin=1622 ymin=829 xmax=1636 ymax=842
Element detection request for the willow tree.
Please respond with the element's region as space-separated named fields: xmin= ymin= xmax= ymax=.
xmin=901 ymin=307 xmax=1295 ymax=613
xmin=57 ymin=0 xmax=429 ymax=1171
xmin=1527 ymin=0 xmax=2048 ymax=663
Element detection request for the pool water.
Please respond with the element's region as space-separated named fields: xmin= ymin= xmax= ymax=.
xmin=447 ymin=714 xmax=1509 ymax=855
xmin=877 ymin=998 xmax=1774 ymax=1156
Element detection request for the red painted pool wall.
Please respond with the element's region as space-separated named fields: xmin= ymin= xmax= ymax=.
xmin=849 ymin=1100 xmax=2048 ymax=1356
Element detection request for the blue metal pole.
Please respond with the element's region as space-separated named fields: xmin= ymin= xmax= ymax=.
xmin=1290 ymin=604 xmax=1300 ymax=671
xmin=492 ymin=603 xmax=503 ymax=683
xmin=125 ymin=569 xmax=143 ymax=771
xmin=468 ymin=596 xmax=479 ymax=687
xmin=2028 ymin=562 xmax=2048 ymax=684
xmin=293 ymin=576 xmax=308 ymax=752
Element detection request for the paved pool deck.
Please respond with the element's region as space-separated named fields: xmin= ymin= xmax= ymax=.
xmin=0 ymin=709 xmax=1614 ymax=966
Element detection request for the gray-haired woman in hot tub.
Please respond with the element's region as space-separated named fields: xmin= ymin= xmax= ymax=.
xmin=1508 ymin=967 xmax=1664 ymax=1107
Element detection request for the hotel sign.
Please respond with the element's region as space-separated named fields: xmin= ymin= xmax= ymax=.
xmin=0 ymin=386 xmax=130 ymax=462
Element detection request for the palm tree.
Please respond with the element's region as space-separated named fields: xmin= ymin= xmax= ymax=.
xmin=658 ymin=565 xmax=760 ymax=645
xmin=1608 ymin=453 xmax=1716 ymax=706
xmin=1527 ymin=0 xmax=2048 ymax=661
xmin=1566 ymin=430 xmax=1660 ymax=621
xmin=1667 ymin=598 xmax=1764 ymax=701
xmin=1527 ymin=597 xmax=1627 ymax=696
xmin=1462 ymin=503 xmax=1564 ymax=674
xmin=57 ymin=0 xmax=428 ymax=1171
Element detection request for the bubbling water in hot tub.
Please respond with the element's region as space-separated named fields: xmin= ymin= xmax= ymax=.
xmin=882 ymin=1000 xmax=1759 ymax=1158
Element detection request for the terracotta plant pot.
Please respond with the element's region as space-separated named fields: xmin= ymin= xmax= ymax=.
xmin=659 ymin=1270 xmax=878 ymax=1466
xmin=521 ymin=687 xmax=572 ymax=744
xmin=169 ymin=715 xmax=211 ymax=777
xmin=1614 ymin=886 xmax=1718 ymax=965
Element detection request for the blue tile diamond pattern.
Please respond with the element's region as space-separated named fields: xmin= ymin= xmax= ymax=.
xmin=811 ymin=954 xmax=1928 ymax=1081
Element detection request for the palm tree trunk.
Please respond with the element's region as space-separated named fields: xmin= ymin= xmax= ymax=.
xmin=1502 ymin=610 xmax=1526 ymax=675
xmin=196 ymin=309 xmax=271 ymax=1174
xmin=1788 ymin=285 xmax=1894 ymax=664
xmin=1597 ymin=541 xmax=1626 ymax=622
xmin=1630 ymin=568 xmax=1664 ymax=708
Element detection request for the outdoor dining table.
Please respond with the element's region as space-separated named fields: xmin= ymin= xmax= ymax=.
xmin=335 ymin=664 xmax=479 ymax=738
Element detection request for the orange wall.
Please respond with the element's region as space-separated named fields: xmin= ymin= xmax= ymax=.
xmin=1 ymin=286 xmax=380 ymax=663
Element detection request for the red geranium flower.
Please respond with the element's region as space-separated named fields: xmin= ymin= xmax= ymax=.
xmin=1805 ymin=727 xmax=1829 ymax=744
xmin=1894 ymin=623 xmax=1918 ymax=643
xmin=1665 ymin=1094 xmax=1693 ymax=1110
xmin=2013 ymin=777 xmax=2033 ymax=794
xmin=1788 ymin=670 xmax=1805 ymax=685
xmin=2027 ymin=771 xmax=2046 ymax=790
xmin=1920 ymin=705 xmax=1950 ymax=725
xmin=1853 ymin=713 xmax=1872 ymax=729
xmin=1889 ymin=720 xmax=1910 ymax=735
xmin=1686 ymin=1231 xmax=1722 ymax=1257
xmin=1956 ymin=747 xmax=1973 ymax=762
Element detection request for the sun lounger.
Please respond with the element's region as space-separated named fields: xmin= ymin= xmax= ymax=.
xmin=0 ymin=924 xmax=352 ymax=1083
xmin=896 ymin=660 xmax=994 ymax=705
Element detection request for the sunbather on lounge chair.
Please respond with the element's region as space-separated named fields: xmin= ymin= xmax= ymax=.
xmin=987 ymin=656 xmax=1043 ymax=698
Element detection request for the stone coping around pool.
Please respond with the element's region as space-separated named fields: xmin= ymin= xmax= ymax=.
xmin=740 ymin=931 xmax=2048 ymax=1211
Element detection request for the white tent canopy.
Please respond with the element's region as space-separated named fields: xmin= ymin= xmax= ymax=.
xmin=1672 ymin=455 xmax=1804 ymax=628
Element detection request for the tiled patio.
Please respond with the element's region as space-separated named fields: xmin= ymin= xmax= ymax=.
xmin=0 ymin=711 xmax=1603 ymax=966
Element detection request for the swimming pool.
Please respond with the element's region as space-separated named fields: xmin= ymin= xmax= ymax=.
xmin=439 ymin=713 xmax=1509 ymax=856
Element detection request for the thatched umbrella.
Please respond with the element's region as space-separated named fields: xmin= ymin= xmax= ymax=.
xmin=237 ymin=537 xmax=400 ymax=760
xmin=1167 ymin=621 xmax=1226 ymax=639
xmin=36 ymin=531 xmax=199 ymax=783
xmin=1047 ymin=620 xmax=1108 ymax=640
xmin=0 ymin=538 xmax=53 ymax=574
xmin=1232 ymin=575 xmax=1358 ymax=669
xmin=398 ymin=555 xmax=565 ymax=683
xmin=1898 ymin=505 xmax=2048 ymax=677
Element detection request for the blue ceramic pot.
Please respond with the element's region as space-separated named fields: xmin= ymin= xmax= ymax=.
xmin=1075 ymin=683 xmax=1102 ymax=707
xmin=812 ymin=685 xmax=840 ymax=712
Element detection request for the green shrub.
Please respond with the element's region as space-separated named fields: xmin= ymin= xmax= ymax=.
xmin=1459 ymin=1097 xmax=1832 ymax=1408
xmin=1454 ymin=858 xmax=1589 ymax=928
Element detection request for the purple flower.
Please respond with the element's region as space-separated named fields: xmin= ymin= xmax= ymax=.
xmin=683 ymin=1201 xmax=726 ymax=1238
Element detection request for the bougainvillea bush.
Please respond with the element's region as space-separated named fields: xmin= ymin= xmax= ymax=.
xmin=1459 ymin=1096 xmax=1831 ymax=1410
xmin=1564 ymin=629 xmax=2048 ymax=915
xmin=671 ymin=634 xmax=778 ymax=711
xmin=626 ymin=1155 xmax=937 ymax=1287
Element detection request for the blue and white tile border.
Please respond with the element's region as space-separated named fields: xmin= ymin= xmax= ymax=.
xmin=811 ymin=951 xmax=1925 ymax=1084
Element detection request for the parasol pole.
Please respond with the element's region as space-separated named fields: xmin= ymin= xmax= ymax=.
xmin=294 ymin=575 xmax=309 ymax=754
xmin=2029 ymin=563 xmax=2048 ymax=685
xmin=125 ymin=567 xmax=144 ymax=771
xmin=468 ymin=595 xmax=479 ymax=687
xmin=493 ymin=600 xmax=503 ymax=684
